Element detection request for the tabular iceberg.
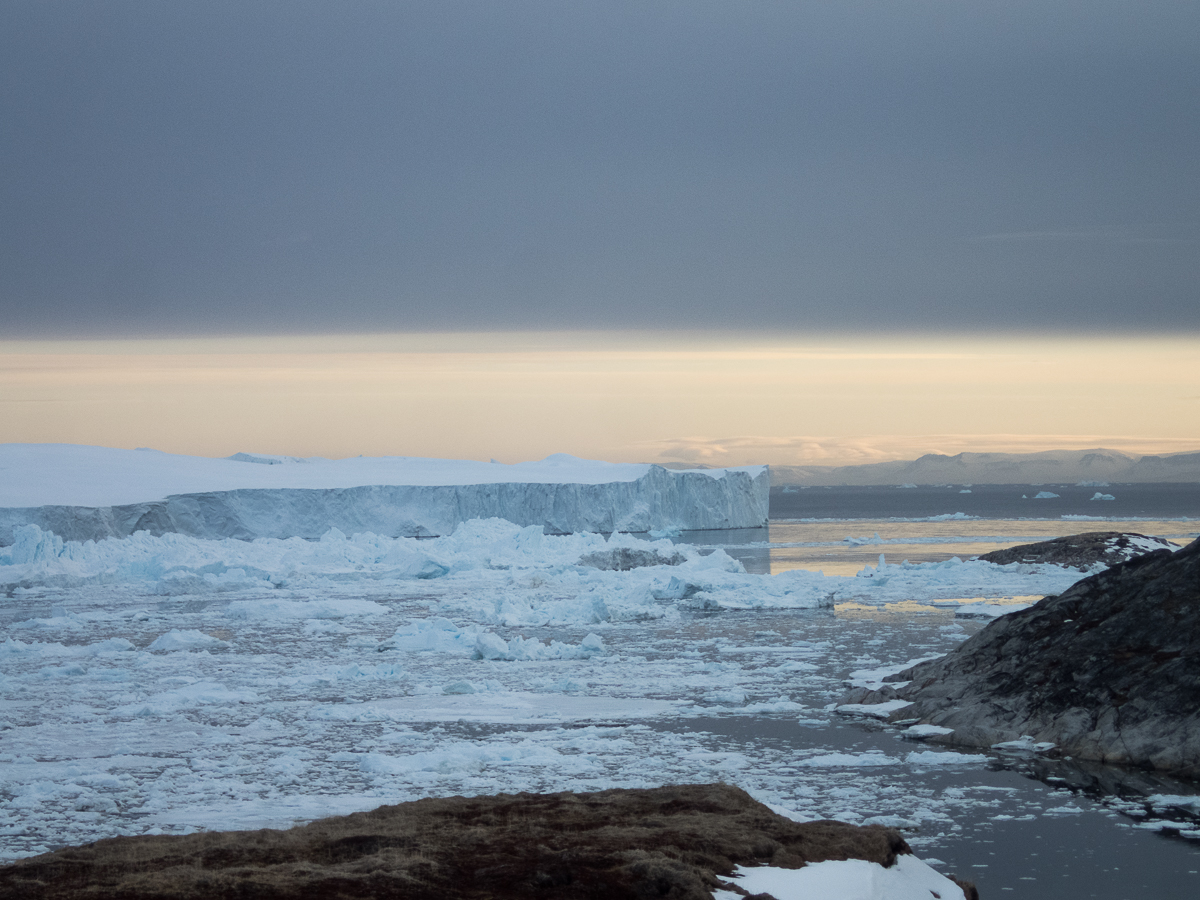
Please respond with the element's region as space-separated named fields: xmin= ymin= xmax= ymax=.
xmin=0 ymin=445 xmax=768 ymax=543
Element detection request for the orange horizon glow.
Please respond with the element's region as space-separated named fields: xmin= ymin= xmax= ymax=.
xmin=2 ymin=332 xmax=1198 ymax=467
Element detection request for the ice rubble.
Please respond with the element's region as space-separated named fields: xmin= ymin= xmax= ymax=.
xmin=147 ymin=630 xmax=231 ymax=652
xmin=0 ymin=444 xmax=768 ymax=542
xmin=0 ymin=513 xmax=1139 ymax=867
xmin=376 ymin=616 xmax=605 ymax=661
xmin=2 ymin=521 xmax=1090 ymax=613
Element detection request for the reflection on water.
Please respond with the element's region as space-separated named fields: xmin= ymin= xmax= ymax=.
xmin=1004 ymin=753 xmax=1200 ymax=818
xmin=680 ymin=524 xmax=1200 ymax=897
xmin=770 ymin=482 xmax=1200 ymax=521
xmin=834 ymin=600 xmax=957 ymax=621
xmin=684 ymin=519 xmax=1197 ymax=576
xmin=655 ymin=716 xmax=1200 ymax=900
xmin=830 ymin=598 xmax=1039 ymax=622
xmin=670 ymin=526 xmax=772 ymax=574
xmin=650 ymin=605 xmax=1200 ymax=900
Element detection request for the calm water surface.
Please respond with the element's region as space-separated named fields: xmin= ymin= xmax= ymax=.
xmin=676 ymin=517 xmax=1198 ymax=576
xmin=676 ymin=494 xmax=1200 ymax=898
xmin=651 ymin=606 xmax=1200 ymax=900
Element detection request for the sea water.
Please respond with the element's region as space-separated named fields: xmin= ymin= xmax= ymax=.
xmin=2 ymin=499 xmax=1199 ymax=898
xmin=678 ymin=489 xmax=1200 ymax=897
xmin=770 ymin=482 xmax=1200 ymax=521
xmin=646 ymin=607 xmax=1200 ymax=899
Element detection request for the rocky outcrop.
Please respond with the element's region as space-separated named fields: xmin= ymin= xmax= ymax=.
xmin=865 ymin=538 xmax=1200 ymax=776
xmin=976 ymin=531 xmax=1178 ymax=571
xmin=0 ymin=784 xmax=976 ymax=899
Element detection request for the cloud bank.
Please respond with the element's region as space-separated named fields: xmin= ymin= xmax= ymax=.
xmin=2 ymin=1 xmax=1198 ymax=337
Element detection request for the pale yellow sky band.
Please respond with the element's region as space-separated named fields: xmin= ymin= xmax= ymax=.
xmin=1 ymin=333 xmax=1197 ymax=466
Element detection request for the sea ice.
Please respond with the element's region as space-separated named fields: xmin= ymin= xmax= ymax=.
xmin=904 ymin=750 xmax=988 ymax=766
xmin=991 ymin=736 xmax=1057 ymax=753
xmin=147 ymin=630 xmax=231 ymax=652
xmin=904 ymin=724 xmax=956 ymax=739
xmin=835 ymin=700 xmax=914 ymax=720
xmin=0 ymin=511 xmax=1135 ymax=865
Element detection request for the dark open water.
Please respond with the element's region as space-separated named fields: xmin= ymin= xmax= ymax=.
xmin=670 ymin=484 xmax=1200 ymax=897
xmin=770 ymin=482 xmax=1200 ymax=521
xmin=662 ymin=715 xmax=1200 ymax=899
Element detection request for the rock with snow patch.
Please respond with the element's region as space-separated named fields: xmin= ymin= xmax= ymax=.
xmin=0 ymin=783 xmax=976 ymax=900
xmin=864 ymin=537 xmax=1200 ymax=777
xmin=977 ymin=531 xmax=1177 ymax=572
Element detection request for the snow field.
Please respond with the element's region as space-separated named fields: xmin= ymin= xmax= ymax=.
xmin=712 ymin=855 xmax=967 ymax=900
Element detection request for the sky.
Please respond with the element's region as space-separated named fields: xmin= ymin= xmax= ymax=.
xmin=2 ymin=2 xmax=1198 ymax=464
xmin=3 ymin=333 xmax=1198 ymax=465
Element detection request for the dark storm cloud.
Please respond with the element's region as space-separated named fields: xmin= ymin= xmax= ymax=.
xmin=2 ymin=0 xmax=1198 ymax=337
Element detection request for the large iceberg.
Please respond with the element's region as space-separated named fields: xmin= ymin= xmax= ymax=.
xmin=0 ymin=444 xmax=768 ymax=543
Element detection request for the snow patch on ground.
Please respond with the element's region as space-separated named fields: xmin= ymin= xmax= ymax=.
xmin=713 ymin=854 xmax=967 ymax=900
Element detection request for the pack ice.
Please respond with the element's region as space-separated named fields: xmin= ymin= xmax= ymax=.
xmin=0 ymin=503 xmax=1106 ymax=864
xmin=0 ymin=444 xmax=768 ymax=543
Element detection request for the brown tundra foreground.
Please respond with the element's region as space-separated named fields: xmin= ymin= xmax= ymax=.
xmin=0 ymin=783 xmax=977 ymax=899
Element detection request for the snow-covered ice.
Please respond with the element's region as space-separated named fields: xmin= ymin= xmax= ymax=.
xmin=0 ymin=444 xmax=768 ymax=541
xmin=991 ymin=736 xmax=1058 ymax=754
xmin=0 ymin=522 xmax=1089 ymax=618
xmin=835 ymin=700 xmax=914 ymax=720
xmin=904 ymin=724 xmax=956 ymax=740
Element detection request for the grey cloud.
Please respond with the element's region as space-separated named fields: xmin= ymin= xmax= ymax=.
xmin=2 ymin=1 xmax=1198 ymax=337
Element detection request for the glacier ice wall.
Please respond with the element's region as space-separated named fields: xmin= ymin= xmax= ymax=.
xmin=0 ymin=466 xmax=769 ymax=544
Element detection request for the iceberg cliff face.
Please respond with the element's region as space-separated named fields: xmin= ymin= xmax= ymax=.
xmin=0 ymin=447 xmax=767 ymax=543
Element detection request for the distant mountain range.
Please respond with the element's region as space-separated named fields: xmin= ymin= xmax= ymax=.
xmin=673 ymin=449 xmax=1200 ymax=486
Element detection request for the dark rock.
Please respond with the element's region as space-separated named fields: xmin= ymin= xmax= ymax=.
xmin=878 ymin=537 xmax=1200 ymax=776
xmin=0 ymin=784 xmax=973 ymax=899
xmin=976 ymin=531 xmax=1178 ymax=571
xmin=578 ymin=547 xmax=686 ymax=570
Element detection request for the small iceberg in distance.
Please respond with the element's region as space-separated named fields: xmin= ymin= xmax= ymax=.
xmin=227 ymin=452 xmax=310 ymax=465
